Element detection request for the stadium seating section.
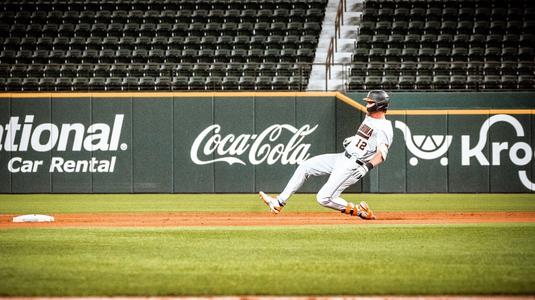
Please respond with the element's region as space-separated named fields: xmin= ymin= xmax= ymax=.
xmin=349 ymin=0 xmax=535 ymax=90
xmin=1 ymin=0 xmax=534 ymax=91
xmin=0 ymin=0 xmax=327 ymax=91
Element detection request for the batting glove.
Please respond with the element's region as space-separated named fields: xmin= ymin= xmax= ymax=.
xmin=355 ymin=161 xmax=374 ymax=179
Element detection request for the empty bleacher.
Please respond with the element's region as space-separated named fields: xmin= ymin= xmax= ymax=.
xmin=348 ymin=0 xmax=535 ymax=90
xmin=0 ymin=0 xmax=327 ymax=91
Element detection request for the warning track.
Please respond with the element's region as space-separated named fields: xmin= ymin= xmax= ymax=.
xmin=1 ymin=211 xmax=534 ymax=228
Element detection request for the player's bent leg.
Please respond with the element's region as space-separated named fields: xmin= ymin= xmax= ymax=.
xmin=316 ymin=154 xmax=376 ymax=220
xmin=316 ymin=192 xmax=347 ymax=211
xmin=277 ymin=153 xmax=338 ymax=203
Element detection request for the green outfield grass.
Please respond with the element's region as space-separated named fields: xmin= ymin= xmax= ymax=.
xmin=1 ymin=193 xmax=535 ymax=214
xmin=1 ymin=194 xmax=535 ymax=296
xmin=1 ymin=224 xmax=535 ymax=296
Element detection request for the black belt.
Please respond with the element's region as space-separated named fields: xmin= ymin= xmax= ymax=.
xmin=344 ymin=151 xmax=365 ymax=166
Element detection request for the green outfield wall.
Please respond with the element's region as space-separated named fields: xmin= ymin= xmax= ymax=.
xmin=0 ymin=92 xmax=534 ymax=193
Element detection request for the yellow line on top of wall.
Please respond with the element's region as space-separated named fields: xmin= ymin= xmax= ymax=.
xmin=336 ymin=92 xmax=535 ymax=115
xmin=1 ymin=91 xmax=338 ymax=98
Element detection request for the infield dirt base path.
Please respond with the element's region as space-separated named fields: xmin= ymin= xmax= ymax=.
xmin=1 ymin=296 xmax=534 ymax=300
xmin=1 ymin=211 xmax=535 ymax=228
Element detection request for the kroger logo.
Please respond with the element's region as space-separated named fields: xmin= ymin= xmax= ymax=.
xmin=396 ymin=114 xmax=535 ymax=191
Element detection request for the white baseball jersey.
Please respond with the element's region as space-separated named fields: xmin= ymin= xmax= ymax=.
xmin=344 ymin=115 xmax=393 ymax=162
xmin=275 ymin=115 xmax=394 ymax=213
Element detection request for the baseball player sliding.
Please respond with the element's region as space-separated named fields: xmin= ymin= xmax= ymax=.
xmin=259 ymin=90 xmax=393 ymax=220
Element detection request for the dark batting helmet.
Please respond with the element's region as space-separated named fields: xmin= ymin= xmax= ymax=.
xmin=364 ymin=90 xmax=390 ymax=113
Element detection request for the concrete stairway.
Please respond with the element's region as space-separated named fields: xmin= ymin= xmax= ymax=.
xmin=307 ymin=0 xmax=363 ymax=91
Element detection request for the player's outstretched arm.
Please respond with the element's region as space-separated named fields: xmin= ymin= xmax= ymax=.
xmin=355 ymin=145 xmax=388 ymax=179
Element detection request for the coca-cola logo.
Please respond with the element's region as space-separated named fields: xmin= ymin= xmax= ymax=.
xmin=190 ymin=124 xmax=318 ymax=165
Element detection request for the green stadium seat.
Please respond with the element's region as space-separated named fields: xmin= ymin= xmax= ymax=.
xmin=155 ymin=77 xmax=172 ymax=91
xmin=356 ymin=35 xmax=372 ymax=49
xmin=289 ymin=76 xmax=307 ymax=91
xmin=467 ymin=75 xmax=483 ymax=89
xmin=56 ymin=77 xmax=73 ymax=91
xmin=91 ymin=23 xmax=107 ymax=38
xmin=6 ymin=78 xmax=22 ymax=91
xmin=72 ymin=77 xmax=89 ymax=91
xmin=474 ymin=21 xmax=490 ymax=35
xmin=239 ymin=76 xmax=255 ymax=90
xmin=501 ymin=75 xmax=518 ymax=89
xmin=49 ymin=50 xmax=65 ymax=64
xmin=503 ymin=34 xmax=520 ymax=48
xmin=38 ymin=77 xmax=55 ymax=91
xmin=272 ymin=77 xmax=290 ymax=90
xmin=215 ymin=49 xmax=231 ymax=63
xmin=416 ymin=75 xmax=432 ymax=89
xmin=16 ymin=50 xmax=33 ymax=64
xmin=110 ymin=64 xmax=128 ymax=77
xmin=175 ymin=64 xmax=193 ymax=76
xmin=37 ymin=37 xmax=54 ymax=50
xmin=518 ymin=75 xmax=534 ymax=89
xmin=433 ymin=63 xmax=450 ymax=76
xmin=418 ymin=48 xmax=434 ymax=62
xmin=28 ymin=65 xmax=45 ymax=78
xmin=453 ymin=35 xmax=470 ymax=49
xmin=518 ymin=63 xmax=534 ymax=76
xmin=483 ymin=75 xmax=501 ymax=89
xmin=205 ymin=77 xmax=222 ymax=91
xmin=381 ymin=76 xmax=398 ymax=89
xmin=256 ymin=76 xmax=273 ymax=90
xmin=399 ymin=76 xmax=415 ymax=89
xmin=470 ymin=34 xmax=488 ymax=53
xmin=193 ymin=64 xmax=210 ymax=77
xmin=68 ymin=37 xmax=85 ymax=51
xmin=122 ymin=77 xmax=139 ymax=91
xmin=21 ymin=37 xmax=37 ymax=50
xmin=139 ymin=77 xmax=156 ymax=91
xmin=364 ymin=76 xmax=382 ymax=89
xmin=450 ymin=75 xmax=467 ymax=89
xmin=22 ymin=77 xmax=39 ymax=91
xmin=222 ymin=76 xmax=239 ymax=90
xmin=224 ymin=9 xmax=241 ymax=23
xmin=127 ymin=65 xmax=144 ymax=77
xmin=81 ymin=49 xmax=98 ymax=64
xmin=435 ymin=48 xmax=452 ymax=62
xmin=171 ymin=77 xmax=188 ymax=90
xmin=152 ymin=37 xmax=169 ymax=51
xmin=181 ymin=49 xmax=198 ymax=63
xmin=112 ymin=11 xmax=129 ymax=24
xmin=400 ymin=61 xmax=417 ymax=76
xmin=450 ymin=62 xmax=467 ymax=76
xmin=500 ymin=61 xmax=516 ymax=76
xmin=60 ymin=65 xmax=77 ymax=78
xmin=95 ymin=11 xmax=112 ymax=23
xmin=144 ymin=64 xmax=160 ymax=77
xmin=209 ymin=64 xmax=226 ymax=77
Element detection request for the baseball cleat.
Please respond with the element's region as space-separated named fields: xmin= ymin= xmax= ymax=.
xmin=357 ymin=201 xmax=376 ymax=220
xmin=259 ymin=191 xmax=284 ymax=214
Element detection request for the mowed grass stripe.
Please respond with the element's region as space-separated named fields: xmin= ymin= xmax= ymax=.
xmin=1 ymin=194 xmax=535 ymax=214
xmin=1 ymin=224 xmax=534 ymax=296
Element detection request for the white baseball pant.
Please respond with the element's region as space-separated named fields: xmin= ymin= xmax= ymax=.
xmin=277 ymin=152 xmax=361 ymax=211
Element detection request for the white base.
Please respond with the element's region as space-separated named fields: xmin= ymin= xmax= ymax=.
xmin=12 ymin=214 xmax=55 ymax=223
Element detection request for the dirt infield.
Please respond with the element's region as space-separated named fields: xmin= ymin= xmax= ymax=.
xmin=1 ymin=211 xmax=535 ymax=228
xmin=1 ymin=296 xmax=534 ymax=300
